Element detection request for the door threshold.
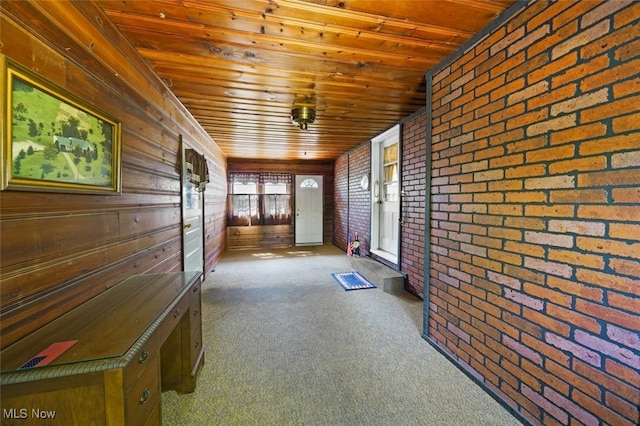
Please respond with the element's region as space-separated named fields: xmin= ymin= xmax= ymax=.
xmin=370 ymin=249 xmax=397 ymax=264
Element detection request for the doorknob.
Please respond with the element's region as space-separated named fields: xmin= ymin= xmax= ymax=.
xmin=183 ymin=223 xmax=192 ymax=229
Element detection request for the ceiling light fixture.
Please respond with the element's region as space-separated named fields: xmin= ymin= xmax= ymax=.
xmin=291 ymin=106 xmax=315 ymax=130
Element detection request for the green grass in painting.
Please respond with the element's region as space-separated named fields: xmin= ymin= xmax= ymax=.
xmin=11 ymin=78 xmax=112 ymax=186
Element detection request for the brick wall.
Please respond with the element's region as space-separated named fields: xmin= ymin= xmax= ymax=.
xmin=425 ymin=1 xmax=639 ymax=425
xmin=401 ymin=111 xmax=428 ymax=297
xmin=333 ymin=155 xmax=349 ymax=251
xmin=347 ymin=144 xmax=371 ymax=255
xmin=334 ymin=111 xmax=427 ymax=295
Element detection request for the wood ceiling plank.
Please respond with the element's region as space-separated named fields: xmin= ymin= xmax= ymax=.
xmin=93 ymin=0 xmax=516 ymax=160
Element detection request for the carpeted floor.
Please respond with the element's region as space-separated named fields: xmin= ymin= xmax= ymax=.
xmin=162 ymin=244 xmax=522 ymax=425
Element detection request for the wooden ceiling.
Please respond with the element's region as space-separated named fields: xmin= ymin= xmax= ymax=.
xmin=96 ymin=0 xmax=516 ymax=161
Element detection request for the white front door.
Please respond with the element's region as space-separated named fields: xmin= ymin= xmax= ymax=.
xmin=182 ymin=141 xmax=204 ymax=274
xmin=295 ymin=175 xmax=323 ymax=245
xmin=380 ymin=140 xmax=399 ymax=253
xmin=371 ymin=125 xmax=400 ymax=263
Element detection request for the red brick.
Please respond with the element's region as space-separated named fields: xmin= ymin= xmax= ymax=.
xmin=620 ymin=27 xmax=640 ymax=56
xmin=543 ymin=388 xmax=599 ymax=426
xmin=529 ymin=52 xmax=578 ymax=84
xmin=504 ymin=217 xmax=546 ymax=231
xmin=488 ymin=179 xmax=523 ymax=191
xmin=573 ymin=390 xmax=635 ymax=426
xmin=474 ymin=145 xmax=505 ymax=161
xmin=552 ymin=0 xmax=599 ymax=28
xmin=472 ymin=256 xmax=502 ymax=273
xmin=506 ymin=109 xmax=549 ymax=131
xmin=487 ymin=292 xmax=521 ymax=314
xmin=522 ymin=333 xmax=570 ymax=367
xmin=489 ymin=105 xmax=526 ymax=128
xmin=548 ymin=219 xmax=606 ymax=237
xmin=611 ymin=149 xmax=640 ymax=168
xmin=524 ymin=231 xmax=574 ymax=248
xmin=505 ymin=164 xmax=546 ymax=179
xmin=576 ymin=329 xmax=639 ymax=369
xmin=548 ymin=157 xmax=608 ymax=175
xmin=580 ymin=133 xmax=640 ymax=156
xmin=552 ymin=19 xmax=610 ymax=60
xmin=488 ymin=203 xmax=522 ymax=216
xmin=487 ymin=226 xmax=522 ymax=241
xmin=529 ymin=23 xmax=579 ymax=62
xmin=578 ymin=170 xmax=640 ymax=188
xmin=525 ymin=204 xmax=575 ymax=218
xmin=612 ymin=187 xmax=640 ymax=203
xmin=503 ymin=334 xmax=543 ymax=365
xmin=549 ymin=188 xmax=608 ymax=203
xmin=582 ymin=0 xmax=632 ymax=28
xmin=504 ymin=311 xmax=542 ymax=339
xmin=576 ymin=236 xmax=640 ymax=259
xmin=547 ymin=275 xmax=603 ymax=302
xmin=547 ymin=248 xmax=605 ymax=270
xmin=608 ymin=292 xmax=640 ymax=316
xmin=552 ymin=53 xmax=610 ymax=88
xmin=550 ymin=122 xmax=607 ymax=145
xmin=489 ymin=153 xmax=524 ymax=169
xmin=525 ymin=0 xmax=573 ymax=32
xmin=609 ymin=223 xmax=640 ymax=241
xmin=607 ymin=323 xmax=640 ymax=352
xmin=604 ymin=391 xmax=639 ymax=425
xmin=580 ymin=58 xmax=640 ymax=93
xmin=581 ymin=95 xmax=640 ymax=123
xmin=574 ymin=359 xmax=640 ymax=410
xmin=576 ymin=268 xmax=640 ymax=297
xmin=547 ymin=302 xmax=601 ymax=334
xmin=545 ymin=359 xmax=601 ymax=401
xmin=526 ymin=145 xmax=576 ymax=164
xmin=605 ymin=358 xmax=640 ymax=389
xmin=493 ymin=128 xmax=525 ymax=147
xmin=608 ymin=258 xmax=640 ymax=279
xmin=527 ymin=114 xmax=577 ymax=137
xmin=615 ymin=1 xmax=640 ymax=27
xmin=488 ymin=248 xmax=522 ymax=266
xmin=505 ymin=191 xmax=547 ymax=203
xmin=551 ymin=87 xmax=610 ymax=116
xmin=613 ymin=112 xmax=640 ymax=133
xmin=490 ymin=25 xmax=526 ymax=56
xmin=528 ymin=83 xmax=577 ymax=111
xmin=476 ymin=74 xmax=506 ymax=97
xmin=576 ymin=299 xmax=640 ymax=331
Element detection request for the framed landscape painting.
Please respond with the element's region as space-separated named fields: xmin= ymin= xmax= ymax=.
xmin=1 ymin=54 xmax=122 ymax=194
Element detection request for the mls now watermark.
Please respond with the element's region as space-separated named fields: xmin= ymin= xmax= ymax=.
xmin=3 ymin=408 xmax=57 ymax=419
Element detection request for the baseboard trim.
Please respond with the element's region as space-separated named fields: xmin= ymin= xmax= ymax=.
xmin=422 ymin=333 xmax=532 ymax=426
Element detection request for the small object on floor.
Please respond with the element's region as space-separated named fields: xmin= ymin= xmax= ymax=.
xmin=346 ymin=234 xmax=360 ymax=257
xmin=331 ymin=271 xmax=376 ymax=291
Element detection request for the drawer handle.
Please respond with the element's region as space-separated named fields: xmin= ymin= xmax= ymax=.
xmin=193 ymin=286 xmax=199 ymax=293
xmin=140 ymin=388 xmax=150 ymax=404
xmin=194 ymin=309 xmax=199 ymax=316
xmin=195 ymin=340 xmax=200 ymax=348
xmin=174 ymin=308 xmax=181 ymax=318
xmin=139 ymin=349 xmax=149 ymax=364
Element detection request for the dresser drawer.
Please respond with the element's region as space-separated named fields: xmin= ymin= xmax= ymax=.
xmin=124 ymin=332 xmax=159 ymax=387
xmin=157 ymin=294 xmax=189 ymax=343
xmin=125 ymin=356 xmax=160 ymax=426
xmin=190 ymin=314 xmax=202 ymax=367
xmin=190 ymin=280 xmax=201 ymax=302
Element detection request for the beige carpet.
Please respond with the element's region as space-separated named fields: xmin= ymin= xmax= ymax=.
xmin=162 ymin=244 xmax=522 ymax=425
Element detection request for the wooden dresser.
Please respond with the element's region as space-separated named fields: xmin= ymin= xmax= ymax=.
xmin=0 ymin=272 xmax=204 ymax=425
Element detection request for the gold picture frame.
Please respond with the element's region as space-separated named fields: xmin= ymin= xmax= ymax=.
xmin=1 ymin=54 xmax=122 ymax=194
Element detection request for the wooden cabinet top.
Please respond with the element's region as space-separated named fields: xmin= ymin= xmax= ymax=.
xmin=0 ymin=271 xmax=201 ymax=383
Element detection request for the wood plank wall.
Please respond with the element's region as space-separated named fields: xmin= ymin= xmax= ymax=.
xmin=0 ymin=1 xmax=227 ymax=349
xmin=227 ymin=159 xmax=334 ymax=248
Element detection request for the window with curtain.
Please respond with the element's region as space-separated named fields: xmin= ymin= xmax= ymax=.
xmin=227 ymin=172 xmax=292 ymax=226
